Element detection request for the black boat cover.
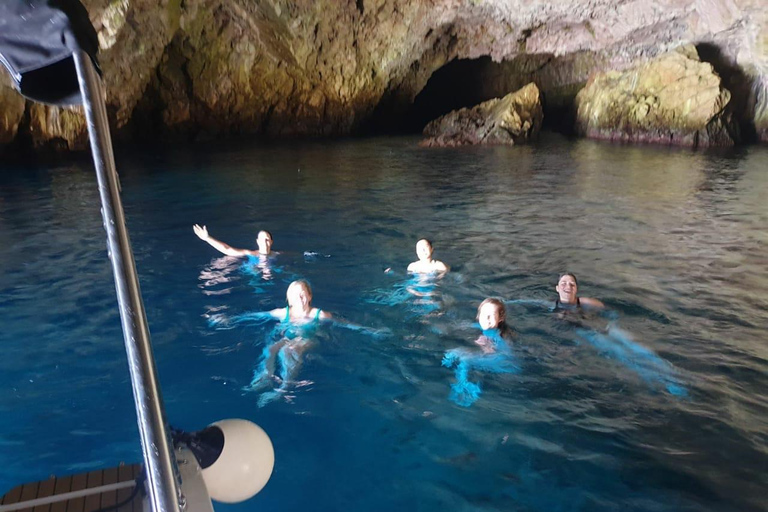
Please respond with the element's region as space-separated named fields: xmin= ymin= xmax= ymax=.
xmin=0 ymin=0 xmax=99 ymax=106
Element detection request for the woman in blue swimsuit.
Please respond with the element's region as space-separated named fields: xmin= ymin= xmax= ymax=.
xmin=267 ymin=279 xmax=332 ymax=323
xmin=247 ymin=280 xmax=331 ymax=406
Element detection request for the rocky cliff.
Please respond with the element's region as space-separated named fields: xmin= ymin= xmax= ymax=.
xmin=1 ymin=0 xmax=766 ymax=150
xmin=574 ymin=46 xmax=738 ymax=146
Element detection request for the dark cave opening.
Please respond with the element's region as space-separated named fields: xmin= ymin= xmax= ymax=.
xmin=366 ymin=55 xmax=577 ymax=136
xmin=696 ymin=42 xmax=758 ymax=144
xmin=405 ymin=57 xmax=498 ymax=133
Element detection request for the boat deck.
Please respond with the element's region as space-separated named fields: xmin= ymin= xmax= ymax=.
xmin=1 ymin=463 xmax=142 ymax=512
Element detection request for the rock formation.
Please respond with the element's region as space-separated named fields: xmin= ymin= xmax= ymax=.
xmin=0 ymin=76 xmax=25 ymax=145
xmin=0 ymin=0 xmax=766 ymax=150
xmin=421 ymin=83 xmax=542 ymax=147
xmin=574 ymin=46 xmax=737 ymax=147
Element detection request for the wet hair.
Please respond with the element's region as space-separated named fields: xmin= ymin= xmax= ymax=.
xmin=558 ymin=272 xmax=578 ymax=286
xmin=477 ymin=297 xmax=512 ymax=338
xmin=257 ymin=230 xmax=273 ymax=240
xmin=287 ymin=279 xmax=312 ymax=303
xmin=477 ymin=298 xmax=506 ymax=324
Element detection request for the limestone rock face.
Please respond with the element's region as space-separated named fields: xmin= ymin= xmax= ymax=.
xmin=28 ymin=104 xmax=89 ymax=150
xmin=421 ymin=83 xmax=542 ymax=147
xmin=0 ymin=84 xmax=25 ymax=146
xmin=0 ymin=0 xmax=766 ymax=148
xmin=754 ymin=74 xmax=768 ymax=142
xmin=575 ymin=48 xmax=737 ymax=147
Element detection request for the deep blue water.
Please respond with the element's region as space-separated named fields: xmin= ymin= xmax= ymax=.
xmin=1 ymin=135 xmax=767 ymax=512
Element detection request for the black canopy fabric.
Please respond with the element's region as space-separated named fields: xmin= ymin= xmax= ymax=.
xmin=0 ymin=0 xmax=99 ymax=106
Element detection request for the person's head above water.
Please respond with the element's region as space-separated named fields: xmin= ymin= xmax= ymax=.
xmin=256 ymin=230 xmax=273 ymax=255
xmin=286 ymin=280 xmax=312 ymax=310
xmin=554 ymin=273 xmax=605 ymax=309
xmin=556 ymin=273 xmax=579 ymax=304
xmin=415 ymin=238 xmax=434 ymax=261
xmin=477 ymin=298 xmax=507 ymax=331
xmin=408 ymin=238 xmax=449 ymax=273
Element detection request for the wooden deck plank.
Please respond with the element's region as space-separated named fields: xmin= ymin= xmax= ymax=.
xmin=1 ymin=481 xmax=24 ymax=505
xmin=130 ymin=465 xmax=142 ymax=512
xmin=81 ymin=470 xmax=103 ymax=512
xmin=49 ymin=474 xmax=72 ymax=512
xmin=64 ymin=472 xmax=88 ymax=512
xmin=99 ymin=468 xmax=118 ymax=510
xmin=115 ymin=465 xmax=133 ymax=512
xmin=31 ymin=477 xmax=56 ymax=512
xmin=15 ymin=480 xmax=41 ymax=512
xmin=2 ymin=463 xmax=145 ymax=512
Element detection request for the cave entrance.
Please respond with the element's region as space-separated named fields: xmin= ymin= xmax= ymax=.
xmin=405 ymin=57 xmax=499 ymax=133
xmin=367 ymin=53 xmax=585 ymax=136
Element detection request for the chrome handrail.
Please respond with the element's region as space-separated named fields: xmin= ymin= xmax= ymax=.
xmin=73 ymin=50 xmax=184 ymax=512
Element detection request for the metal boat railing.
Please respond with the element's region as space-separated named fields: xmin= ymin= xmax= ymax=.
xmin=72 ymin=50 xmax=184 ymax=512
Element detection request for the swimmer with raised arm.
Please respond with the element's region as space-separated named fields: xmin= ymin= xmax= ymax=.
xmin=193 ymin=224 xmax=274 ymax=257
xmin=407 ymin=238 xmax=449 ymax=274
xmin=555 ymin=273 xmax=604 ymax=311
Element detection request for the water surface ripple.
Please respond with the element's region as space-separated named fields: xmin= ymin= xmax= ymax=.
xmin=1 ymin=135 xmax=766 ymax=512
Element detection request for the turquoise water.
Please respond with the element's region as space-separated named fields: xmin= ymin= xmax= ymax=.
xmin=1 ymin=135 xmax=767 ymax=511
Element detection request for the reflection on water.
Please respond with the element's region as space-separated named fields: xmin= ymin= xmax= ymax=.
xmin=1 ymin=135 xmax=767 ymax=512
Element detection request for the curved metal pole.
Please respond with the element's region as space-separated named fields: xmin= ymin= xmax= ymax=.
xmin=73 ymin=50 xmax=184 ymax=512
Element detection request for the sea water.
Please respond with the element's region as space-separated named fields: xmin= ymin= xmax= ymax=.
xmin=1 ymin=135 xmax=766 ymax=512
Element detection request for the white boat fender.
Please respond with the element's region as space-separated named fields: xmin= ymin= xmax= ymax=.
xmin=172 ymin=419 xmax=275 ymax=504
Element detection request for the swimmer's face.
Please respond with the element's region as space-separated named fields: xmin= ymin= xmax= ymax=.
xmin=287 ymin=282 xmax=312 ymax=309
xmin=256 ymin=231 xmax=273 ymax=254
xmin=416 ymin=240 xmax=433 ymax=261
xmin=556 ymin=275 xmax=578 ymax=303
xmin=478 ymin=302 xmax=504 ymax=330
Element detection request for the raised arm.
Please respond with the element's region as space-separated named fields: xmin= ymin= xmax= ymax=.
xmin=193 ymin=224 xmax=255 ymax=257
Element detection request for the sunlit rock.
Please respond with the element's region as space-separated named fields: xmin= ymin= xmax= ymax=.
xmin=0 ymin=83 xmax=25 ymax=146
xmin=28 ymin=104 xmax=89 ymax=151
xmin=753 ymin=72 xmax=768 ymax=142
xmin=421 ymin=83 xmax=542 ymax=147
xmin=574 ymin=47 xmax=738 ymax=147
xmin=1 ymin=0 xmax=766 ymax=148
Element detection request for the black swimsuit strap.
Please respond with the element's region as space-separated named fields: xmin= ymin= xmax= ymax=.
xmin=555 ymin=297 xmax=581 ymax=310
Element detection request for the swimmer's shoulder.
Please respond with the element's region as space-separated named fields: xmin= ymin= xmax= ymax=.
xmin=314 ymin=308 xmax=332 ymax=321
xmin=580 ymin=297 xmax=605 ymax=309
xmin=407 ymin=260 xmax=449 ymax=274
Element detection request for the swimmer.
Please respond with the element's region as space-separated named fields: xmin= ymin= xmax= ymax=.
xmin=246 ymin=280 xmax=330 ymax=406
xmin=442 ymin=298 xmax=518 ymax=407
xmin=407 ymin=238 xmax=449 ymax=274
xmin=538 ymin=275 xmax=683 ymax=395
xmin=555 ymin=273 xmax=604 ymax=311
xmin=267 ymin=279 xmax=332 ymax=323
xmin=193 ymin=224 xmax=274 ymax=256
xmin=474 ymin=298 xmax=514 ymax=353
